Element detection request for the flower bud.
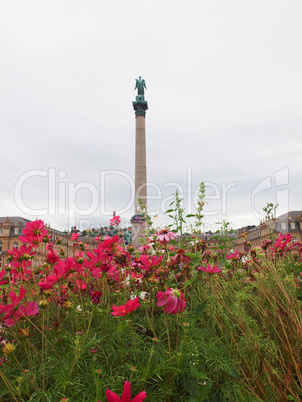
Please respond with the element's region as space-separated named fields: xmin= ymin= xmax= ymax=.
xmin=3 ymin=343 xmax=15 ymax=355
xmin=18 ymin=328 xmax=30 ymax=339
xmin=63 ymin=301 xmax=72 ymax=310
xmin=39 ymin=299 xmax=48 ymax=309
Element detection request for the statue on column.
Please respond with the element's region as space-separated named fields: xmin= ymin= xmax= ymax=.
xmin=133 ymin=76 xmax=148 ymax=116
xmin=135 ymin=76 xmax=147 ymax=97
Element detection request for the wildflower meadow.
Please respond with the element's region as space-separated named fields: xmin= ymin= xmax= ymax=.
xmin=0 ymin=188 xmax=301 ymax=401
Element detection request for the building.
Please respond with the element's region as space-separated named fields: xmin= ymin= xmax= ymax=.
xmin=0 ymin=217 xmax=74 ymax=269
xmin=234 ymin=211 xmax=302 ymax=252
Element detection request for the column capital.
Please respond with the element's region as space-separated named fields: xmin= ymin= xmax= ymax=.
xmin=133 ymin=99 xmax=148 ymax=117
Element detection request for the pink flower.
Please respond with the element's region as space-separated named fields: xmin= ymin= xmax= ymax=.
xmin=110 ymin=216 xmax=121 ymax=227
xmin=19 ymin=219 xmax=48 ymax=245
xmin=156 ymin=288 xmax=186 ymax=315
xmin=106 ymin=380 xmax=147 ymax=402
xmin=138 ymin=244 xmax=150 ymax=253
xmin=111 ymin=297 xmax=140 ymax=316
xmin=47 ymin=250 xmax=60 ymax=264
xmin=197 ymin=264 xmax=221 ymax=274
xmin=38 ymin=260 xmax=67 ymax=290
xmin=226 ymin=250 xmax=240 ymax=261
xmin=7 ymin=245 xmax=35 ymax=270
xmin=0 ymin=286 xmax=26 ymax=314
xmin=271 ymin=233 xmax=294 ymax=257
xmin=0 ymin=270 xmax=8 ymax=286
xmin=91 ymin=291 xmax=102 ymax=305
xmin=71 ymin=232 xmax=81 ymax=241
xmin=156 ymin=229 xmax=176 ymax=243
xmin=140 ymin=255 xmax=163 ymax=271
xmin=4 ymin=301 xmax=39 ymax=327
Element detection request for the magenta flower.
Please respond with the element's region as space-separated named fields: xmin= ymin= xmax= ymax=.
xmin=111 ymin=297 xmax=140 ymax=316
xmin=106 ymin=380 xmax=147 ymax=402
xmin=71 ymin=232 xmax=81 ymax=241
xmin=156 ymin=288 xmax=186 ymax=315
xmin=226 ymin=250 xmax=240 ymax=261
xmin=0 ymin=270 xmax=8 ymax=286
xmin=38 ymin=260 xmax=67 ymax=290
xmin=4 ymin=301 xmax=39 ymax=327
xmin=197 ymin=264 xmax=221 ymax=274
xmin=110 ymin=215 xmax=121 ymax=227
xmin=19 ymin=219 xmax=48 ymax=245
xmin=0 ymin=286 xmax=26 ymax=314
xmin=140 ymin=255 xmax=163 ymax=270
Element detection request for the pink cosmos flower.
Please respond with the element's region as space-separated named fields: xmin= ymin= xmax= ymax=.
xmin=110 ymin=216 xmax=121 ymax=227
xmin=47 ymin=250 xmax=60 ymax=264
xmin=271 ymin=233 xmax=294 ymax=257
xmin=7 ymin=245 xmax=35 ymax=269
xmin=156 ymin=229 xmax=177 ymax=243
xmin=0 ymin=270 xmax=8 ymax=286
xmin=38 ymin=260 xmax=67 ymax=290
xmin=0 ymin=286 xmax=26 ymax=314
xmin=19 ymin=219 xmax=48 ymax=245
xmin=226 ymin=250 xmax=240 ymax=261
xmin=106 ymin=380 xmax=147 ymax=402
xmin=111 ymin=297 xmax=140 ymax=316
xmin=71 ymin=232 xmax=81 ymax=241
xmin=156 ymin=288 xmax=186 ymax=315
xmin=138 ymin=244 xmax=151 ymax=253
xmin=91 ymin=291 xmax=102 ymax=305
xmin=140 ymin=255 xmax=163 ymax=271
xmin=197 ymin=264 xmax=221 ymax=274
xmin=4 ymin=301 xmax=39 ymax=327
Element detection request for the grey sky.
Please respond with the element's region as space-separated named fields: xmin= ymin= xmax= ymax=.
xmin=1 ymin=0 xmax=301 ymax=231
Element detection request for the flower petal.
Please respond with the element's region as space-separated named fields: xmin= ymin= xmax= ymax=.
xmin=131 ymin=390 xmax=147 ymax=402
xmin=121 ymin=381 xmax=131 ymax=401
xmin=105 ymin=388 xmax=121 ymax=402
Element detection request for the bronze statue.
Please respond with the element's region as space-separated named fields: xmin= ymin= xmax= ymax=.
xmin=135 ymin=76 xmax=147 ymax=96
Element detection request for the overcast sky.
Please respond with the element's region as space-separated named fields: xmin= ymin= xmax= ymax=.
xmin=1 ymin=0 xmax=301 ymax=232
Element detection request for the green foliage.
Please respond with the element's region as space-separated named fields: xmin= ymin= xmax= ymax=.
xmin=1 ymin=227 xmax=302 ymax=401
xmin=212 ymin=220 xmax=237 ymax=260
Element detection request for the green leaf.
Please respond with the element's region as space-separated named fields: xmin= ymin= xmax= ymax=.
xmin=186 ymin=214 xmax=196 ymax=218
xmin=165 ymin=209 xmax=174 ymax=213
xmin=192 ymin=301 xmax=208 ymax=317
xmin=184 ymin=252 xmax=197 ymax=258
xmin=190 ymin=364 xmax=211 ymax=381
xmin=182 ymin=273 xmax=202 ymax=289
xmin=227 ymin=366 xmax=240 ymax=379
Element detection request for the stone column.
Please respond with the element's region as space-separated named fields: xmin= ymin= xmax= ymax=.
xmin=135 ymin=115 xmax=147 ymax=213
xmin=131 ymin=89 xmax=148 ymax=248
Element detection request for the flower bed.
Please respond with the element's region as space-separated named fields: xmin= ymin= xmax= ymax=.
xmin=0 ymin=219 xmax=301 ymax=401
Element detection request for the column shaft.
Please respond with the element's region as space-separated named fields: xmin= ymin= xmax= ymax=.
xmin=135 ymin=115 xmax=147 ymax=212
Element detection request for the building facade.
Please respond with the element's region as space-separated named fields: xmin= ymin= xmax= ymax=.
xmin=234 ymin=211 xmax=302 ymax=252
xmin=0 ymin=217 xmax=74 ymax=269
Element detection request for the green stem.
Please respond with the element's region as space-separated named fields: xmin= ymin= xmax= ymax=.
xmin=67 ymin=308 xmax=94 ymax=382
xmin=12 ymin=354 xmax=40 ymax=392
xmin=0 ymin=368 xmax=19 ymax=402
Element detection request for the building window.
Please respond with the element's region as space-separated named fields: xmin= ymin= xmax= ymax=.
xmin=13 ymin=242 xmax=18 ymax=248
xmin=281 ymin=222 xmax=286 ymax=230
xmin=0 ymin=242 xmax=2 ymax=253
xmin=293 ymin=237 xmax=297 ymax=244
xmin=14 ymin=228 xmax=19 ymax=235
xmin=290 ymin=222 xmax=295 ymax=230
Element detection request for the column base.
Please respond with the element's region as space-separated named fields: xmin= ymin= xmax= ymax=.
xmin=130 ymin=214 xmax=148 ymax=249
